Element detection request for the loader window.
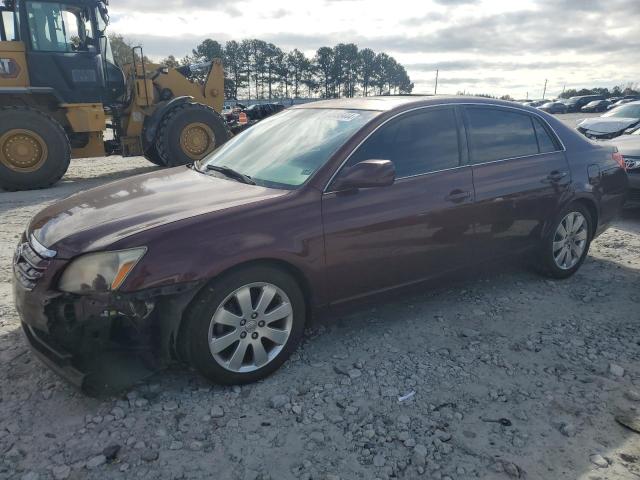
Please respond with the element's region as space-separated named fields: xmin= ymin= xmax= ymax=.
xmin=1 ymin=10 xmax=17 ymax=41
xmin=26 ymin=2 xmax=94 ymax=52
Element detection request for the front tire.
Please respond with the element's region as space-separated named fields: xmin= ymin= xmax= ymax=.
xmin=155 ymin=103 xmax=231 ymax=167
xmin=183 ymin=266 xmax=306 ymax=385
xmin=538 ymin=203 xmax=593 ymax=279
xmin=0 ymin=107 xmax=70 ymax=191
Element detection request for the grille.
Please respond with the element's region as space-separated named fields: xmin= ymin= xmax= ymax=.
xmin=629 ymin=188 xmax=640 ymax=204
xmin=13 ymin=241 xmax=51 ymax=291
xmin=624 ymin=155 xmax=640 ymax=171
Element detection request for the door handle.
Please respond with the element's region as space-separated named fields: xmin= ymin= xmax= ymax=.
xmin=546 ymin=170 xmax=568 ymax=182
xmin=445 ymin=190 xmax=471 ymax=203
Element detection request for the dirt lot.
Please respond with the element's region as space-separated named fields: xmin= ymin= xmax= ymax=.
xmin=1 ymin=113 xmax=640 ymax=480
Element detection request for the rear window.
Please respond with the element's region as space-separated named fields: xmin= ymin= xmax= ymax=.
xmin=465 ymin=107 xmax=540 ymax=164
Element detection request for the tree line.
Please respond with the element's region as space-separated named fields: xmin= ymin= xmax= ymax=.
xmin=109 ymin=35 xmax=413 ymax=100
xmin=558 ymin=84 xmax=639 ymax=99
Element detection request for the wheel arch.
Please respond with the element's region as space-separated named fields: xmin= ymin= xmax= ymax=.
xmin=173 ymin=257 xmax=314 ymax=362
xmin=571 ymin=196 xmax=599 ymax=236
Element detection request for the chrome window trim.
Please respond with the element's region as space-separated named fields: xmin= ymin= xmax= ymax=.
xmin=29 ymin=233 xmax=57 ymax=258
xmin=323 ymin=102 xmax=567 ymax=194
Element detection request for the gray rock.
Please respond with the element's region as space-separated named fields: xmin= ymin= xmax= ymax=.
xmin=610 ymin=364 xmax=625 ymax=377
xmin=347 ymin=369 xmax=362 ymax=379
xmin=559 ymin=423 xmax=576 ymax=437
xmin=21 ymin=473 xmax=39 ymax=480
xmin=590 ymin=454 xmax=610 ymax=468
xmin=52 ymin=465 xmax=71 ymax=480
xmin=86 ymin=455 xmax=106 ymax=469
xmin=140 ymin=450 xmax=159 ymax=462
xmin=625 ymin=390 xmax=640 ymax=402
xmin=210 ymin=405 xmax=225 ymax=418
xmin=412 ymin=444 xmax=428 ymax=467
xmin=270 ymin=394 xmax=289 ymax=409
xmin=373 ymin=454 xmax=386 ymax=467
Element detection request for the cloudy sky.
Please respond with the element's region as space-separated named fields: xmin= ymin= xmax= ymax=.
xmin=109 ymin=0 xmax=639 ymax=99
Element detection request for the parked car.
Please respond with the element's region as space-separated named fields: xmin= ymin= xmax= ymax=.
xmin=581 ymin=100 xmax=611 ymax=113
xmin=244 ymin=103 xmax=284 ymax=121
xmin=607 ymin=98 xmax=637 ymax=110
xmin=522 ymin=100 xmax=546 ymax=108
xmin=14 ymin=96 xmax=628 ymax=392
xmin=538 ymin=102 xmax=568 ymax=114
xmin=604 ymin=127 xmax=640 ymax=204
xmin=577 ymin=101 xmax=640 ymax=139
xmin=564 ymin=95 xmax=605 ymax=113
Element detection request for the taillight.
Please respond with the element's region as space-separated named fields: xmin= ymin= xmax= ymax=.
xmin=613 ymin=151 xmax=626 ymax=171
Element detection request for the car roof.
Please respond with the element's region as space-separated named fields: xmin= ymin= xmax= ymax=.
xmin=291 ymin=95 xmax=532 ymax=112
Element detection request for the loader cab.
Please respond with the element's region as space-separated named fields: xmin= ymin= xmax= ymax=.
xmin=12 ymin=0 xmax=125 ymax=104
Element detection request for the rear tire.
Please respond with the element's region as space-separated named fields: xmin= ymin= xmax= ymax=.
xmin=537 ymin=203 xmax=593 ymax=279
xmin=155 ymin=103 xmax=231 ymax=167
xmin=0 ymin=106 xmax=70 ymax=191
xmin=182 ymin=265 xmax=306 ymax=385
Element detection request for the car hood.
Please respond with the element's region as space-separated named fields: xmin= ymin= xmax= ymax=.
xmin=578 ymin=117 xmax=639 ymax=134
xmin=29 ymin=167 xmax=288 ymax=256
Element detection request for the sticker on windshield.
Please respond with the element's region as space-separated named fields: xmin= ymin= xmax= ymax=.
xmin=323 ymin=111 xmax=361 ymax=122
xmin=335 ymin=112 xmax=361 ymax=122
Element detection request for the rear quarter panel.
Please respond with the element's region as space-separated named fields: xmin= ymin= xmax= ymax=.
xmin=559 ymin=125 xmax=628 ymax=233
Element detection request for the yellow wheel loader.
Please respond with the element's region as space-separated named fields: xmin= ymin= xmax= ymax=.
xmin=0 ymin=0 xmax=230 ymax=191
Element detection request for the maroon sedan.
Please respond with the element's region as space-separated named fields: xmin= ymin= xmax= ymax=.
xmin=13 ymin=96 xmax=628 ymax=393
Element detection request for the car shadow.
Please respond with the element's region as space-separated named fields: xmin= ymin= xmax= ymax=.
xmin=1 ymin=252 xmax=638 ymax=478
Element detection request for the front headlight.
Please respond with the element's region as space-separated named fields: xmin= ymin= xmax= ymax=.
xmin=58 ymin=248 xmax=146 ymax=294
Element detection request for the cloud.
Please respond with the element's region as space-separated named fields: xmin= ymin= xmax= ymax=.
xmin=112 ymin=0 xmax=242 ymax=16
xmin=432 ymin=0 xmax=479 ymax=4
xmin=107 ymin=0 xmax=640 ymax=97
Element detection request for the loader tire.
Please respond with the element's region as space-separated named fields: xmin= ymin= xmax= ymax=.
xmin=155 ymin=103 xmax=231 ymax=167
xmin=143 ymin=145 xmax=165 ymax=166
xmin=0 ymin=106 xmax=70 ymax=191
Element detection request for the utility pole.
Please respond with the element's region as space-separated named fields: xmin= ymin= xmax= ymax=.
xmin=542 ymin=79 xmax=548 ymax=100
xmin=434 ymin=69 xmax=439 ymax=95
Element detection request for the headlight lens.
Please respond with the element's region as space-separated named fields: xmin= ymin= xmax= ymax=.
xmin=58 ymin=248 xmax=146 ymax=294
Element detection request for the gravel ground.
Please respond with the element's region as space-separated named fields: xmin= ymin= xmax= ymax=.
xmin=1 ymin=114 xmax=640 ymax=480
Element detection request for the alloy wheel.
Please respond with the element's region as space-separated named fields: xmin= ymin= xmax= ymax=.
xmin=208 ymin=282 xmax=293 ymax=373
xmin=552 ymin=211 xmax=588 ymax=270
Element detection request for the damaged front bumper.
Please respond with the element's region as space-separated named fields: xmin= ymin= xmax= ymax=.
xmin=13 ymin=241 xmax=202 ymax=395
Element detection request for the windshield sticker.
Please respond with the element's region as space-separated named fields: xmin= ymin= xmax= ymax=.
xmin=323 ymin=111 xmax=361 ymax=122
xmin=336 ymin=112 xmax=361 ymax=122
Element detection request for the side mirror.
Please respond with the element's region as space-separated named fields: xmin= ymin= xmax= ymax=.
xmin=332 ymin=160 xmax=395 ymax=191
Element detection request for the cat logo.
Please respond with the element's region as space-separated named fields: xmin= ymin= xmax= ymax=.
xmin=0 ymin=58 xmax=20 ymax=78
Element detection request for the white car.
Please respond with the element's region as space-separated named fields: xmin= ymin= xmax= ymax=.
xmin=577 ymin=101 xmax=640 ymax=139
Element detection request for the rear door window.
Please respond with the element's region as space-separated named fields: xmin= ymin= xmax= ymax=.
xmin=465 ymin=107 xmax=541 ymax=164
xmin=533 ymin=117 xmax=560 ymax=153
xmin=347 ymin=107 xmax=461 ymax=178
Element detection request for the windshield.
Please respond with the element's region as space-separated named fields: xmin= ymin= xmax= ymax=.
xmin=603 ymin=104 xmax=640 ymax=119
xmin=199 ymin=108 xmax=379 ymax=189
